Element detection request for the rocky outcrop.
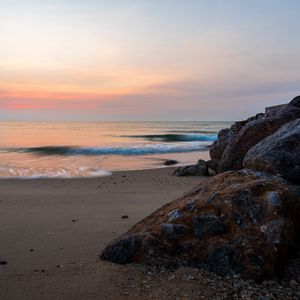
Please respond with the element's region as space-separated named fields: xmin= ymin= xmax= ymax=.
xmin=173 ymin=159 xmax=208 ymax=176
xmin=101 ymin=170 xmax=300 ymax=280
xmin=244 ymin=119 xmax=300 ymax=184
xmin=209 ymin=96 xmax=300 ymax=173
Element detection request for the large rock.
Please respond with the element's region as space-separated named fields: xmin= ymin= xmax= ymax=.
xmin=101 ymin=170 xmax=300 ymax=280
xmin=173 ymin=159 xmax=208 ymax=176
xmin=209 ymin=113 xmax=264 ymax=161
xmin=244 ymin=119 xmax=300 ymax=184
xmin=209 ymin=128 xmax=231 ymax=160
xmin=210 ymin=96 xmax=300 ymax=173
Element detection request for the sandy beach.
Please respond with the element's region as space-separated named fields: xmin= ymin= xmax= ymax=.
xmin=0 ymin=167 xmax=206 ymax=299
xmin=0 ymin=167 xmax=299 ymax=300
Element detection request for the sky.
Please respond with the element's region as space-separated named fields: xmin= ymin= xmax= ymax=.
xmin=0 ymin=0 xmax=299 ymax=121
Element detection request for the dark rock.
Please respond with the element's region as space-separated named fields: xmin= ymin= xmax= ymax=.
xmin=0 ymin=261 xmax=7 ymax=265
xmin=173 ymin=159 xmax=208 ymax=176
xmin=244 ymin=119 xmax=300 ymax=184
xmin=290 ymin=95 xmax=300 ymax=108
xmin=201 ymin=245 xmax=243 ymax=276
xmin=192 ymin=214 xmax=226 ymax=238
xmin=206 ymin=159 xmax=219 ymax=174
xmin=100 ymin=235 xmax=142 ymax=264
xmin=122 ymin=215 xmax=129 ymax=219
xmin=260 ymin=218 xmax=288 ymax=245
xmin=249 ymin=254 xmax=264 ymax=270
xmin=163 ymin=160 xmax=178 ymax=166
xmin=160 ymin=223 xmax=187 ymax=240
xmin=101 ymin=169 xmax=300 ymax=280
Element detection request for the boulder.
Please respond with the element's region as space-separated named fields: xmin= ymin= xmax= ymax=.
xmin=173 ymin=159 xmax=208 ymax=176
xmin=101 ymin=170 xmax=300 ymax=280
xmin=244 ymin=119 xmax=300 ymax=184
xmin=213 ymin=96 xmax=300 ymax=173
xmin=209 ymin=113 xmax=264 ymax=161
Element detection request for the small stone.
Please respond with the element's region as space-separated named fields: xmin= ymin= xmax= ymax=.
xmin=121 ymin=215 xmax=129 ymax=219
xmin=0 ymin=261 xmax=7 ymax=265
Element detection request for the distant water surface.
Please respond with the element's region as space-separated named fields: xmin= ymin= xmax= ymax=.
xmin=0 ymin=121 xmax=231 ymax=178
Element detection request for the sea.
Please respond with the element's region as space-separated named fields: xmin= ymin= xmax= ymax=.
xmin=0 ymin=121 xmax=232 ymax=178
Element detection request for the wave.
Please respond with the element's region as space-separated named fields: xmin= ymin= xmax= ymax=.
xmin=4 ymin=142 xmax=211 ymax=156
xmin=0 ymin=166 xmax=111 ymax=179
xmin=122 ymin=133 xmax=217 ymax=142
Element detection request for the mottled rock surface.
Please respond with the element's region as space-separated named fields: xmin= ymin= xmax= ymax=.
xmin=101 ymin=170 xmax=299 ymax=280
xmin=244 ymin=119 xmax=300 ymax=184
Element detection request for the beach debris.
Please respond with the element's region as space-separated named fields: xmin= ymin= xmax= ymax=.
xmin=0 ymin=260 xmax=7 ymax=265
xmin=72 ymin=219 xmax=78 ymax=223
xmin=122 ymin=215 xmax=129 ymax=219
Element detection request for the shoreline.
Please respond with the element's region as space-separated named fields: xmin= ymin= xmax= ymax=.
xmin=0 ymin=150 xmax=210 ymax=179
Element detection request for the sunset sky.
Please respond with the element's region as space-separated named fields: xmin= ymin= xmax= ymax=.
xmin=0 ymin=0 xmax=299 ymax=121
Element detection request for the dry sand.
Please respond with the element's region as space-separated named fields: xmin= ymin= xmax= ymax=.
xmin=0 ymin=167 xmax=205 ymax=299
xmin=0 ymin=167 xmax=298 ymax=300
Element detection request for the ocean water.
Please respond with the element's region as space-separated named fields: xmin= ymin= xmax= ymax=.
xmin=0 ymin=121 xmax=231 ymax=178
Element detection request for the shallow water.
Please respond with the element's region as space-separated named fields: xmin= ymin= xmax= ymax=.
xmin=0 ymin=121 xmax=231 ymax=178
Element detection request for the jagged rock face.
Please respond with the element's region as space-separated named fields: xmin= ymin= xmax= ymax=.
xmin=101 ymin=170 xmax=299 ymax=280
xmin=209 ymin=96 xmax=300 ymax=173
xmin=244 ymin=119 xmax=300 ymax=184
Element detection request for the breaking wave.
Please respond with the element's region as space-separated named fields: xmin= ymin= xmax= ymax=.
xmin=3 ymin=141 xmax=211 ymax=156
